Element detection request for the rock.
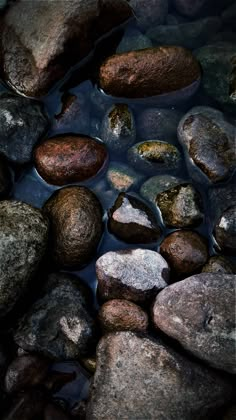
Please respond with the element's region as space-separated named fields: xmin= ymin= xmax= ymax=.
xmin=86 ymin=332 xmax=232 ymax=419
xmin=14 ymin=273 xmax=96 ymax=360
xmin=128 ymin=141 xmax=181 ymax=175
xmin=155 ymin=183 xmax=204 ymax=228
xmin=0 ymin=93 xmax=48 ymax=164
xmin=128 ymin=0 xmax=168 ymax=30
xmin=96 ymin=248 xmax=169 ymax=303
xmin=4 ymin=355 xmax=49 ymax=394
xmin=53 ymin=92 xmax=90 ymax=134
xmin=35 ymin=135 xmax=108 ymax=186
xmin=80 ymin=355 xmax=96 ymax=374
xmin=202 ymin=256 xmax=235 ymax=274
xmin=0 ymin=155 xmax=12 ymax=199
xmin=0 ymin=201 xmax=48 ymax=317
xmin=43 ymin=186 xmax=103 ymax=268
xmin=147 ymin=17 xmax=221 ymax=50
xmin=195 ymin=42 xmax=236 ymax=110
xmin=100 ymin=104 xmax=136 ymax=154
xmin=98 ymin=299 xmax=148 ymax=333
xmin=108 ymin=193 xmax=161 ymax=243
xmin=136 ymin=108 xmax=182 ymax=141
xmin=152 ymin=273 xmax=236 ymax=373
xmin=99 ymin=46 xmax=201 ymax=99
xmin=140 ymin=174 xmax=183 ymax=204
xmin=214 ymin=206 xmax=236 ymax=254
xmin=117 ymin=28 xmax=152 ymax=53
xmin=172 ymin=0 xmax=211 ymax=17
xmin=0 ymin=0 xmax=131 ymax=96
xmin=44 ymin=404 xmax=70 ymax=420
xmin=178 ymin=106 xmax=236 ymax=184
xmin=160 ymin=230 xmax=209 ymax=276
xmin=208 ymin=180 xmax=236 ymax=226
xmin=107 ymin=162 xmax=144 ymax=192
xmin=2 ymin=389 xmax=46 ymax=420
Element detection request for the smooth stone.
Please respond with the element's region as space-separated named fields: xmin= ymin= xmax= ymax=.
xmin=214 ymin=206 xmax=236 ymax=254
xmin=178 ymin=106 xmax=236 ymax=184
xmin=136 ymin=108 xmax=183 ymax=141
xmin=153 ymin=273 xmax=236 ymax=373
xmin=0 ymin=155 xmax=12 ymax=199
xmin=35 ymin=135 xmax=108 ymax=186
xmin=43 ymin=186 xmax=103 ymax=269
xmin=128 ymin=141 xmax=182 ymax=175
xmin=99 ymin=46 xmax=201 ymax=98
xmin=117 ymin=28 xmax=152 ymax=53
xmin=0 ymin=0 xmax=131 ymax=96
xmin=96 ymin=248 xmax=169 ymax=303
xmin=98 ymin=299 xmax=148 ymax=333
xmin=53 ymin=92 xmax=90 ymax=134
xmin=108 ymin=193 xmax=161 ymax=243
xmin=0 ymin=93 xmax=48 ymax=164
xmin=172 ymin=0 xmax=211 ymax=17
xmin=202 ymin=256 xmax=235 ymax=274
xmin=107 ymin=162 xmax=144 ymax=192
xmin=156 ymin=183 xmax=204 ymax=228
xmin=86 ymin=332 xmax=232 ymax=419
xmin=140 ymin=174 xmax=183 ymax=204
xmin=100 ymin=104 xmax=136 ymax=154
xmin=128 ymin=0 xmax=168 ymax=30
xmin=2 ymin=389 xmax=46 ymax=420
xmin=14 ymin=273 xmax=96 ymax=360
xmin=160 ymin=230 xmax=209 ymax=276
xmin=0 ymin=201 xmax=48 ymax=317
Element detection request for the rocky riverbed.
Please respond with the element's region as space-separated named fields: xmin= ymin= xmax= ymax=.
xmin=0 ymin=0 xmax=235 ymax=419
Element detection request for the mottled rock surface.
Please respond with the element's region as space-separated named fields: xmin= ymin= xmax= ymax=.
xmin=107 ymin=162 xmax=144 ymax=192
xmin=87 ymin=332 xmax=232 ymax=419
xmin=140 ymin=175 xmax=183 ymax=204
xmin=153 ymin=273 xmax=236 ymax=373
xmin=202 ymin=256 xmax=235 ymax=274
xmin=214 ymin=206 xmax=236 ymax=254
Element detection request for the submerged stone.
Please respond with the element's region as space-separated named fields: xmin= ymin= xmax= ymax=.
xmin=107 ymin=162 xmax=144 ymax=192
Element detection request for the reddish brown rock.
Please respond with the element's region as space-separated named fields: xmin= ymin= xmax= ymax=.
xmin=35 ymin=135 xmax=108 ymax=186
xmin=98 ymin=299 xmax=148 ymax=333
xmin=160 ymin=230 xmax=209 ymax=276
xmin=99 ymin=46 xmax=201 ymax=98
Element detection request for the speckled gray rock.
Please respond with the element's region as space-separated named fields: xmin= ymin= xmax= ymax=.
xmin=0 ymin=155 xmax=12 ymax=199
xmin=107 ymin=162 xmax=144 ymax=192
xmin=0 ymin=93 xmax=48 ymax=164
xmin=0 ymin=201 xmax=48 ymax=317
xmin=140 ymin=175 xmax=183 ymax=204
xmin=136 ymin=108 xmax=182 ymax=141
xmin=128 ymin=0 xmax=168 ymax=30
xmin=14 ymin=273 xmax=96 ymax=360
xmin=202 ymin=256 xmax=235 ymax=274
xmin=178 ymin=106 xmax=236 ymax=184
xmin=117 ymin=28 xmax=152 ymax=53
xmin=87 ymin=332 xmax=232 ymax=420
xmin=214 ymin=206 xmax=236 ymax=254
xmin=96 ymin=248 xmax=169 ymax=303
xmin=153 ymin=273 xmax=236 ymax=373
xmin=100 ymin=104 xmax=136 ymax=154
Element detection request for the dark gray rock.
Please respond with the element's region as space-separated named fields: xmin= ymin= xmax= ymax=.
xmin=14 ymin=273 xmax=96 ymax=360
xmin=0 ymin=200 xmax=48 ymax=317
xmin=140 ymin=174 xmax=183 ymax=204
xmin=128 ymin=0 xmax=168 ymax=30
xmin=96 ymin=248 xmax=169 ymax=303
xmin=107 ymin=162 xmax=144 ymax=193
xmin=136 ymin=108 xmax=182 ymax=141
xmin=0 ymin=93 xmax=48 ymax=164
xmin=153 ymin=273 xmax=236 ymax=373
xmin=214 ymin=206 xmax=236 ymax=254
xmin=0 ymin=155 xmax=12 ymax=198
xmin=202 ymin=256 xmax=235 ymax=274
xmin=87 ymin=332 xmax=232 ymax=420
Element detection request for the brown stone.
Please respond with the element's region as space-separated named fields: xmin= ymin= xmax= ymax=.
xmin=202 ymin=255 xmax=235 ymax=274
xmin=99 ymin=46 xmax=201 ymax=98
xmin=35 ymin=135 xmax=108 ymax=186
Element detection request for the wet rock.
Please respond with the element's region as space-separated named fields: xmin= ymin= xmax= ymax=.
xmin=160 ymin=230 xmax=209 ymax=276
xmin=99 ymin=46 xmax=201 ymax=99
xmin=98 ymin=299 xmax=148 ymax=333
xmin=80 ymin=356 xmax=96 ymax=374
xmin=156 ymin=183 xmax=204 ymax=228
xmin=0 ymin=201 xmax=48 ymax=317
xmin=0 ymin=0 xmax=131 ymax=96
xmin=128 ymin=141 xmax=182 ymax=175
xmin=43 ymin=186 xmax=103 ymax=268
xmin=14 ymin=273 xmax=96 ymax=360
xmin=202 ymin=256 xmax=235 ymax=274
xmin=35 ymin=135 xmax=108 ymax=186
xmin=0 ymin=93 xmax=48 ymax=164
xmin=86 ymin=332 xmax=232 ymax=420
xmin=128 ymin=0 xmax=168 ymax=30
xmin=147 ymin=17 xmax=221 ymax=50
xmin=108 ymin=193 xmax=161 ymax=243
xmin=107 ymin=162 xmax=144 ymax=192
xmin=44 ymin=403 xmax=70 ymax=420
xmin=153 ymin=273 xmax=236 ymax=373
xmin=140 ymin=174 xmax=183 ymax=204
xmin=178 ymin=106 xmax=236 ymax=184
xmin=53 ymin=93 xmax=90 ymax=134
xmin=172 ymin=0 xmax=211 ymax=17
xmin=100 ymin=104 xmax=136 ymax=154
xmin=117 ymin=28 xmax=152 ymax=53
xmin=2 ymin=389 xmax=46 ymax=420
xmin=0 ymin=155 xmax=11 ymax=199
xmin=4 ymin=355 xmax=49 ymax=394
xmin=214 ymin=206 xmax=236 ymax=254
xmin=136 ymin=108 xmax=182 ymax=141
xmin=96 ymin=248 xmax=169 ymax=303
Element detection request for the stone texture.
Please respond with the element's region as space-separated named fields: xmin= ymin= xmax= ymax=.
xmin=0 ymin=200 xmax=48 ymax=317
xmin=153 ymin=273 xmax=236 ymax=373
xmin=202 ymin=256 xmax=235 ymax=274
xmin=35 ymin=135 xmax=108 ymax=186
xmin=128 ymin=0 xmax=168 ymax=30
xmin=140 ymin=175 xmax=183 ymax=204
xmin=14 ymin=273 xmax=96 ymax=360
xmin=0 ymin=155 xmax=11 ymax=198
xmin=96 ymin=248 xmax=169 ymax=303
xmin=0 ymin=93 xmax=48 ymax=164
xmin=108 ymin=193 xmax=161 ymax=243
xmin=214 ymin=206 xmax=236 ymax=254
xmin=86 ymin=332 xmax=232 ymax=420
xmin=136 ymin=108 xmax=182 ymax=141
xmin=107 ymin=162 xmax=144 ymax=192
xmin=43 ymin=186 xmax=103 ymax=269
